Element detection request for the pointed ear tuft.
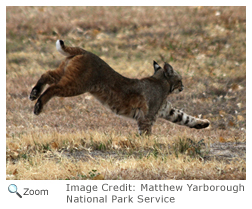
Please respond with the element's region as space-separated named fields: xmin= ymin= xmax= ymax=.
xmin=164 ymin=63 xmax=174 ymax=77
xmin=153 ymin=60 xmax=161 ymax=73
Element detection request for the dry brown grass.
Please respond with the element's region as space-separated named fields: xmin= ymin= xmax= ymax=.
xmin=6 ymin=6 xmax=246 ymax=180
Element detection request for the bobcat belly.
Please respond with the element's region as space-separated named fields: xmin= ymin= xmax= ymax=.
xmin=92 ymin=91 xmax=147 ymax=121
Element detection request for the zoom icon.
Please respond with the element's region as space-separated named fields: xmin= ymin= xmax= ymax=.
xmin=8 ymin=184 xmax=22 ymax=198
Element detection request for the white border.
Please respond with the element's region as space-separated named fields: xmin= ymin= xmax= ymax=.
xmin=3 ymin=2 xmax=250 ymax=208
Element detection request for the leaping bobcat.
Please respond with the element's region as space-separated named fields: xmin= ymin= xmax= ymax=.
xmin=29 ymin=40 xmax=210 ymax=135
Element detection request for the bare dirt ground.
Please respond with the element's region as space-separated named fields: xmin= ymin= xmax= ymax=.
xmin=6 ymin=6 xmax=246 ymax=180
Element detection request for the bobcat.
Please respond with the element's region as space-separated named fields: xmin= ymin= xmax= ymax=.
xmin=29 ymin=40 xmax=210 ymax=135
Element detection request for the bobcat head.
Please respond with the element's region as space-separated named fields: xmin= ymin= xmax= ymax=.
xmin=153 ymin=61 xmax=184 ymax=93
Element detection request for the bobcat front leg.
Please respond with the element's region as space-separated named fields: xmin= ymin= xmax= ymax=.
xmin=158 ymin=100 xmax=210 ymax=129
xmin=137 ymin=119 xmax=153 ymax=135
xmin=137 ymin=115 xmax=156 ymax=135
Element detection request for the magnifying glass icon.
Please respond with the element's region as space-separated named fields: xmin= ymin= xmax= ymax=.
xmin=8 ymin=184 xmax=22 ymax=198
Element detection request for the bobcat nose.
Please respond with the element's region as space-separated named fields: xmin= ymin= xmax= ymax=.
xmin=179 ymin=86 xmax=184 ymax=92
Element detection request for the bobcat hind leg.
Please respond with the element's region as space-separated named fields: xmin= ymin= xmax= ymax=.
xmin=33 ymin=84 xmax=60 ymax=115
xmin=30 ymin=68 xmax=64 ymax=101
xmin=33 ymin=78 xmax=86 ymax=115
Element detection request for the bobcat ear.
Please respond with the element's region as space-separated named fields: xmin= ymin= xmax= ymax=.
xmin=153 ymin=60 xmax=161 ymax=73
xmin=163 ymin=63 xmax=174 ymax=77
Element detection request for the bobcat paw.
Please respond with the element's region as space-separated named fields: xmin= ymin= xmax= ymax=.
xmin=194 ymin=119 xmax=210 ymax=129
xmin=29 ymin=87 xmax=40 ymax=101
xmin=34 ymin=100 xmax=43 ymax=115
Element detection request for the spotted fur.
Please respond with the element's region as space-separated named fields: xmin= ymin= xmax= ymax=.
xmin=30 ymin=40 xmax=210 ymax=135
xmin=158 ymin=100 xmax=210 ymax=129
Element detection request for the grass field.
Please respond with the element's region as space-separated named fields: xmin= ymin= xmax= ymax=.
xmin=6 ymin=6 xmax=246 ymax=180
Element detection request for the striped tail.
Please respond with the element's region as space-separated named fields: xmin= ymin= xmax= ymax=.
xmin=158 ymin=100 xmax=210 ymax=129
xmin=56 ymin=40 xmax=85 ymax=56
